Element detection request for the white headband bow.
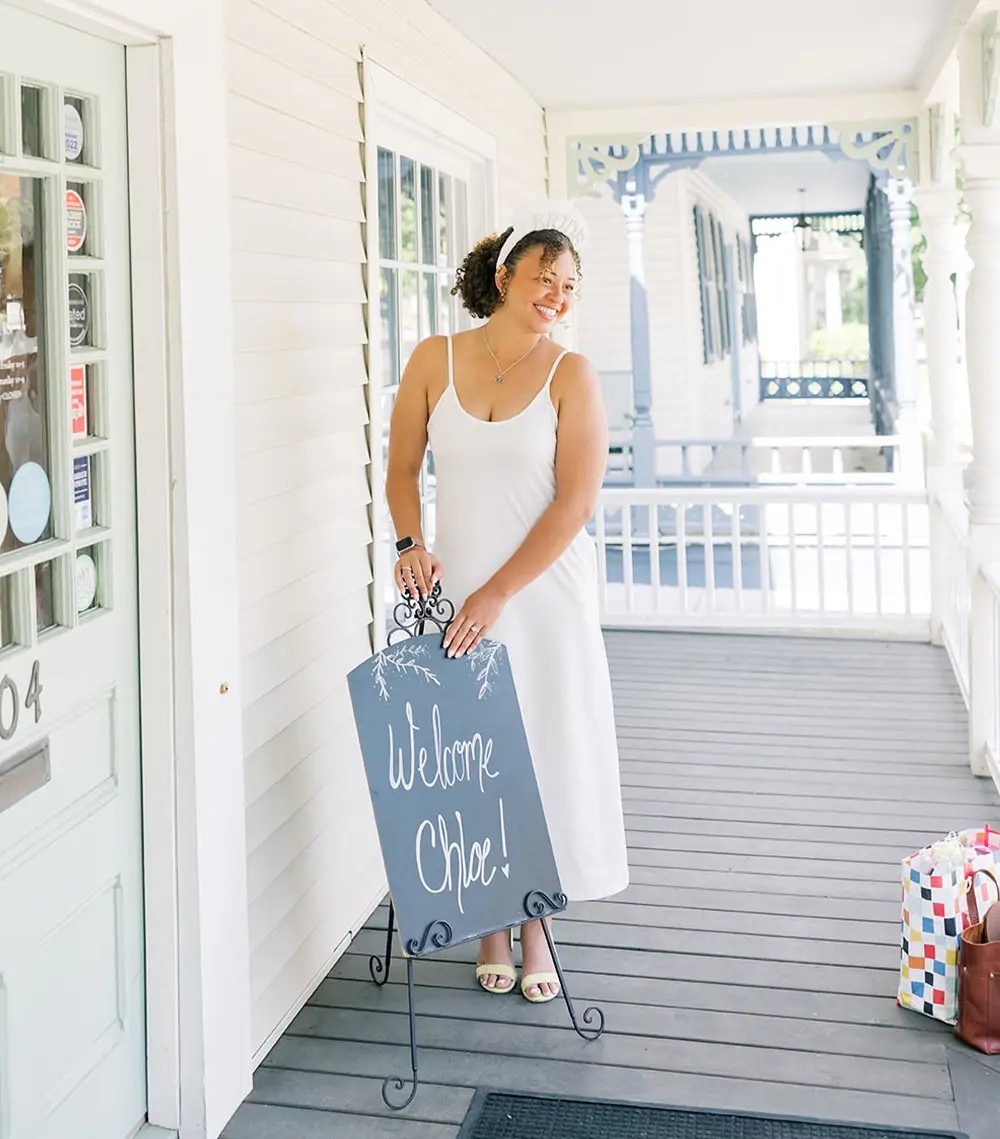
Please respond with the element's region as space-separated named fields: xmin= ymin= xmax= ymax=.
xmin=495 ymin=201 xmax=589 ymax=268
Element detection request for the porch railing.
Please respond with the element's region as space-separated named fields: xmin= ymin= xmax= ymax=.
xmin=651 ymin=434 xmax=901 ymax=485
xmin=605 ymin=434 xmax=902 ymax=487
xmin=594 ymin=486 xmax=930 ymax=635
xmin=981 ymin=562 xmax=1000 ymax=782
xmin=934 ymin=492 xmax=971 ymax=702
xmin=760 ymin=359 xmax=870 ymax=401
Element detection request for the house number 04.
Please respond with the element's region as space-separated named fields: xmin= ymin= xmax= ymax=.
xmin=0 ymin=661 xmax=42 ymax=741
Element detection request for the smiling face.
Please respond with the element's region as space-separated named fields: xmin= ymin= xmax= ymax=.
xmin=496 ymin=243 xmax=579 ymax=332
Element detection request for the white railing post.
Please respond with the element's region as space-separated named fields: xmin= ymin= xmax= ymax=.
xmin=915 ymin=167 xmax=965 ymax=645
xmin=959 ymin=20 xmax=1000 ymax=775
xmin=969 ymin=560 xmax=995 ymax=777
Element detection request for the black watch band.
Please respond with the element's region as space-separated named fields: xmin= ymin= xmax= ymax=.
xmin=395 ymin=536 xmax=424 ymax=554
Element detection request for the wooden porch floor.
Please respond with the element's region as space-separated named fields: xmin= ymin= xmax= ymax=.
xmin=224 ymin=632 xmax=1000 ymax=1139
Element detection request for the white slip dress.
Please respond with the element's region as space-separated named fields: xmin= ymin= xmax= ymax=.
xmin=426 ymin=335 xmax=629 ymax=901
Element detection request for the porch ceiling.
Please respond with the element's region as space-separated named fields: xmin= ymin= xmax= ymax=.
xmin=700 ymin=150 xmax=873 ymax=216
xmin=427 ymin=0 xmax=972 ymax=112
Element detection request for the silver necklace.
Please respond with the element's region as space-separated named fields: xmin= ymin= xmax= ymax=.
xmin=483 ymin=328 xmax=541 ymax=384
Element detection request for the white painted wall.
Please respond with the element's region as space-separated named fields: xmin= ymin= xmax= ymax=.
xmin=577 ymin=168 xmax=759 ymax=469
xmin=223 ymin=0 xmax=547 ymax=1070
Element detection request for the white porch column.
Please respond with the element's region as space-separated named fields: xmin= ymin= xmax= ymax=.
xmin=886 ymin=178 xmax=924 ymax=484
xmin=621 ymin=190 xmax=656 ymax=487
xmin=913 ymin=179 xmax=964 ymax=643
xmin=958 ymin=9 xmax=1000 ymax=776
xmin=914 ymin=187 xmax=963 ymax=469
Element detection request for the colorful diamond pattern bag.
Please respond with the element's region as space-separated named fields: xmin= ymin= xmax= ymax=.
xmin=897 ymin=826 xmax=1000 ymax=1024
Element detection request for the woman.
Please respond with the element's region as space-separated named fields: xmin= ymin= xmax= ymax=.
xmin=385 ymin=204 xmax=629 ymax=1003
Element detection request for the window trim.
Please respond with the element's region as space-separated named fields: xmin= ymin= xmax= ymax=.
xmin=362 ymin=55 xmax=498 ymax=650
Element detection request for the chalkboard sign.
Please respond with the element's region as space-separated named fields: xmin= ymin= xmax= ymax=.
xmin=347 ymin=632 xmax=564 ymax=956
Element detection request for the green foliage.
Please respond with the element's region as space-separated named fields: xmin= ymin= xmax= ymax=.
xmin=910 ymin=202 xmax=928 ymax=305
xmin=808 ymin=323 xmax=870 ymax=361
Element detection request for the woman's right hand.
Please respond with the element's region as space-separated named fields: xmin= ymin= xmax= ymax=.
xmin=394 ymin=546 xmax=443 ymax=599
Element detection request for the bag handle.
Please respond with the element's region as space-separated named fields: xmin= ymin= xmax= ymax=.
xmin=966 ymin=867 xmax=1000 ymax=927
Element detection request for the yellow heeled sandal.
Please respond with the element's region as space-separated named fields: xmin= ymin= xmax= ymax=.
xmin=475 ymin=928 xmax=516 ymax=995
xmin=520 ymin=971 xmax=560 ymax=1004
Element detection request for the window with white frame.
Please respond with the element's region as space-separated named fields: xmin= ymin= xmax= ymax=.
xmin=375 ymin=145 xmax=471 ymax=606
xmin=693 ymin=205 xmax=733 ymax=364
xmin=737 ymin=235 xmax=759 ymax=346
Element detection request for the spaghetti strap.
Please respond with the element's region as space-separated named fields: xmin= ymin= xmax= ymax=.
xmin=543 ymin=349 xmax=569 ymax=390
xmin=446 ymin=334 xmax=455 ymax=389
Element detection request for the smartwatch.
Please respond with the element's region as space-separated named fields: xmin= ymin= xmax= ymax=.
xmin=395 ymin=536 xmax=424 ymax=554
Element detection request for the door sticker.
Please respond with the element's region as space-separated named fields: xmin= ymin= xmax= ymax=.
xmin=73 ymin=455 xmax=92 ymax=530
xmin=75 ymin=551 xmax=96 ymax=612
xmin=68 ymin=281 xmax=89 ymax=347
xmin=65 ymin=188 xmax=86 ymax=253
xmin=63 ymin=103 xmax=84 ymax=162
xmin=70 ymin=365 xmax=87 ymax=437
xmin=8 ymin=461 xmax=50 ymax=543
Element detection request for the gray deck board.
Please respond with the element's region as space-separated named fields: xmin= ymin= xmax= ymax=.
xmin=225 ymin=632 xmax=1000 ymax=1138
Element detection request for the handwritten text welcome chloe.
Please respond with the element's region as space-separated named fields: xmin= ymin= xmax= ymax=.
xmin=388 ymin=701 xmax=509 ymax=914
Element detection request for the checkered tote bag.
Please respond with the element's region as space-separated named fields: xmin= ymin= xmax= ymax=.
xmin=898 ymin=826 xmax=1000 ymax=1023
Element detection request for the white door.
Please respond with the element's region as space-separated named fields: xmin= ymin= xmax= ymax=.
xmin=0 ymin=8 xmax=145 ymax=1137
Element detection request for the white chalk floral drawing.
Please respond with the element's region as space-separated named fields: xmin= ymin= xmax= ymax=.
xmin=468 ymin=641 xmax=505 ymax=700
xmin=371 ymin=643 xmax=441 ymax=701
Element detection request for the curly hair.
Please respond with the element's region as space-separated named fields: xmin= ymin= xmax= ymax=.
xmin=451 ymin=227 xmax=582 ymax=319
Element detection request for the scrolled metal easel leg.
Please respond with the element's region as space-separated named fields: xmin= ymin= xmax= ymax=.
xmin=539 ymin=918 xmax=606 ymax=1042
xmin=369 ymin=901 xmax=395 ymax=986
xmin=381 ymin=956 xmax=419 ymax=1110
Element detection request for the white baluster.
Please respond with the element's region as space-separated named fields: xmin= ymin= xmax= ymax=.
xmin=703 ymin=503 xmax=716 ymax=612
xmin=731 ymin=503 xmax=743 ymax=611
xmin=844 ymin=501 xmax=856 ymax=616
xmin=873 ymin=501 xmax=884 ymax=615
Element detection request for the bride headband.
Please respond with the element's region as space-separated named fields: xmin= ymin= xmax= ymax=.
xmin=495 ymin=201 xmax=589 ymax=268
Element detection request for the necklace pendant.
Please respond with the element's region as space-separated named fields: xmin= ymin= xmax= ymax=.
xmin=495 ymin=374 xmax=504 ymax=384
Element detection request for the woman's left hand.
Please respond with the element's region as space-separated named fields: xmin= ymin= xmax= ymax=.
xmin=443 ymin=584 xmax=508 ymax=658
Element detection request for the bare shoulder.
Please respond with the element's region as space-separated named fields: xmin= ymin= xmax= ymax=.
xmin=405 ymin=334 xmax=448 ymax=376
xmin=551 ymin=350 xmax=602 ymax=403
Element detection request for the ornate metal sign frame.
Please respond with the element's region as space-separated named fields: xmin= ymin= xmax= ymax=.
xmin=367 ymin=584 xmax=606 ymax=1110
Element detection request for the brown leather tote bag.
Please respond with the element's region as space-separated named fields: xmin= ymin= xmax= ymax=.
xmin=955 ymin=868 xmax=1000 ymax=1054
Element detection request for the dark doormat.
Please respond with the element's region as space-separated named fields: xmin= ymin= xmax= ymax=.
xmin=456 ymin=1091 xmax=966 ymax=1139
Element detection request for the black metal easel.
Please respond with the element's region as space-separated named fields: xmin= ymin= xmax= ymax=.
xmin=369 ymin=585 xmax=607 ymax=1111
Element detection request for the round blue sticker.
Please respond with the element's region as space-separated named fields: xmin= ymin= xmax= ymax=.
xmin=9 ymin=462 xmax=51 ymax=544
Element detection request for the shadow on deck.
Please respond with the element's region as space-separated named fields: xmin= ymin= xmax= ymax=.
xmin=224 ymin=632 xmax=1000 ymax=1139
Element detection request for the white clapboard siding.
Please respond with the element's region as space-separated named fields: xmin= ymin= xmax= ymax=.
xmin=576 ymin=193 xmax=631 ymax=374
xmin=226 ymin=0 xmax=546 ymax=1062
xmin=648 ymin=174 xmax=697 ymax=438
xmin=234 ymin=345 xmax=368 ymax=406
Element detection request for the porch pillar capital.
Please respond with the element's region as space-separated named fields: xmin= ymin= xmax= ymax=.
xmin=566 ymin=134 xmax=648 ymax=195
xmin=832 ymin=119 xmax=919 ymax=180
